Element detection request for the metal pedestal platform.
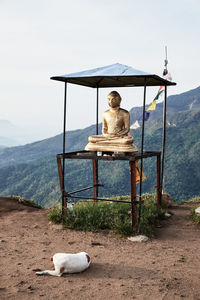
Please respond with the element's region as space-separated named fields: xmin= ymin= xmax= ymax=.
xmin=56 ymin=150 xmax=161 ymax=228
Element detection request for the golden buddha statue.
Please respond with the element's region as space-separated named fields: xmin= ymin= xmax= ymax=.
xmin=85 ymin=91 xmax=138 ymax=153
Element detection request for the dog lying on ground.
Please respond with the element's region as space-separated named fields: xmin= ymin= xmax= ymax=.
xmin=36 ymin=252 xmax=91 ymax=277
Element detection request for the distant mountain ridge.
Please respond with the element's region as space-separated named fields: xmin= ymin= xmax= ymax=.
xmin=0 ymin=86 xmax=200 ymax=206
xmin=1 ymin=85 xmax=200 ymax=167
xmin=0 ymin=120 xmax=24 ymax=147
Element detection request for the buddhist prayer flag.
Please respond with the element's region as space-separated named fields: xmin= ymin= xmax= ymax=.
xmin=132 ymin=69 xmax=172 ymax=125
xmin=139 ymin=111 xmax=150 ymax=121
xmin=154 ymin=89 xmax=164 ymax=100
xmin=146 ymin=99 xmax=157 ymax=111
xmin=130 ymin=120 xmax=140 ymax=129
xmin=164 ymin=72 xmax=172 ymax=81
xmin=146 ymin=87 xmax=164 ymax=112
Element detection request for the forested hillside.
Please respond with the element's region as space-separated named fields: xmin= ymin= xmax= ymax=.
xmin=0 ymin=86 xmax=200 ymax=207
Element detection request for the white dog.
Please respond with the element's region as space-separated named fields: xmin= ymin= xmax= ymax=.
xmin=36 ymin=252 xmax=91 ymax=277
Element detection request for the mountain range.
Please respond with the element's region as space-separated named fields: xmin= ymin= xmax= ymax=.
xmin=0 ymin=86 xmax=200 ymax=207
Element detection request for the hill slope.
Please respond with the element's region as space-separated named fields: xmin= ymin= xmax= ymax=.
xmin=0 ymin=86 xmax=200 ymax=206
xmin=1 ymin=85 xmax=200 ymax=168
xmin=129 ymin=85 xmax=200 ymax=123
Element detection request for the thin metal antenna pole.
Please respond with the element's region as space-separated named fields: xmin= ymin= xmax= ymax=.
xmin=137 ymin=77 xmax=147 ymax=232
xmin=161 ymin=46 xmax=168 ymax=194
xmin=62 ymin=82 xmax=67 ymax=216
xmin=165 ymin=46 xmax=168 ymax=70
xmin=95 ymin=87 xmax=99 ymax=198
xmin=96 ymin=87 xmax=99 ymax=135
xmin=161 ymin=86 xmax=167 ymax=193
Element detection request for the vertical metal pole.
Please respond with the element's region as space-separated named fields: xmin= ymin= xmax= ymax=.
xmin=161 ymin=86 xmax=167 ymax=194
xmin=96 ymin=87 xmax=99 ymax=135
xmin=156 ymin=154 xmax=161 ymax=207
xmin=57 ymin=155 xmax=64 ymax=194
xmin=130 ymin=160 xmax=137 ymax=228
xmin=92 ymin=159 xmax=98 ymax=201
xmin=138 ymin=77 xmax=147 ymax=232
xmin=94 ymin=87 xmax=99 ymax=200
xmin=62 ymin=82 xmax=67 ymax=216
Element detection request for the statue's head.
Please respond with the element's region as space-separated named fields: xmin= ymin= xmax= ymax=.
xmin=108 ymin=91 xmax=121 ymax=108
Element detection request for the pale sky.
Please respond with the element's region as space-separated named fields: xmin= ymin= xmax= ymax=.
xmin=1 ymin=0 xmax=200 ymax=143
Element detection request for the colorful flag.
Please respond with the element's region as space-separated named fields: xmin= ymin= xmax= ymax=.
xmin=139 ymin=111 xmax=150 ymax=121
xmin=130 ymin=120 xmax=140 ymax=129
xmin=154 ymin=89 xmax=164 ymax=100
xmin=146 ymin=99 xmax=157 ymax=111
xmin=145 ymin=86 xmax=164 ymax=113
xmin=133 ymin=69 xmax=172 ymax=125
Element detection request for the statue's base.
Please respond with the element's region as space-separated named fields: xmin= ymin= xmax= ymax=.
xmin=85 ymin=143 xmax=138 ymax=153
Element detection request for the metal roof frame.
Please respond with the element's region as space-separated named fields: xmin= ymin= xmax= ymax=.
xmin=51 ymin=62 xmax=176 ymax=230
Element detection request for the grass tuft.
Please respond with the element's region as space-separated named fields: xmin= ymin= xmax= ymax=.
xmin=48 ymin=194 xmax=167 ymax=237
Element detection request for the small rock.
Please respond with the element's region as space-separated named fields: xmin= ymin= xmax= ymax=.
xmin=0 ymin=239 xmax=6 ymax=243
xmin=68 ymin=241 xmax=75 ymax=245
xmin=195 ymin=207 xmax=200 ymax=214
xmin=128 ymin=235 xmax=149 ymax=242
xmin=33 ymin=224 xmax=40 ymax=229
xmin=51 ymin=224 xmax=64 ymax=230
xmin=165 ymin=212 xmax=172 ymax=217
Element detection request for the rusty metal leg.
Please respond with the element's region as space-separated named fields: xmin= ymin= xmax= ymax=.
xmin=92 ymin=159 xmax=98 ymax=201
xmin=57 ymin=155 xmax=67 ymax=209
xmin=156 ymin=154 xmax=161 ymax=207
xmin=129 ymin=160 xmax=137 ymax=228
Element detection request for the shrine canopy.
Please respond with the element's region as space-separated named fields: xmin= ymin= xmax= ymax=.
xmin=50 ymin=63 xmax=176 ymax=88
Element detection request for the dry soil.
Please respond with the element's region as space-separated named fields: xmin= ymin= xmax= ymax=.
xmin=1 ymin=197 xmax=200 ymax=300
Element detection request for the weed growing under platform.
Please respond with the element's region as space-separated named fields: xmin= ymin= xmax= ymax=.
xmin=48 ymin=194 xmax=167 ymax=237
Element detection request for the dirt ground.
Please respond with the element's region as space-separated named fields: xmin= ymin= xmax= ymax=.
xmin=1 ymin=197 xmax=200 ymax=300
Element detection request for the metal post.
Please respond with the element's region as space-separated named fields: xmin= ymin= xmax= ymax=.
xmin=138 ymin=77 xmax=147 ymax=232
xmin=96 ymin=87 xmax=99 ymax=135
xmin=57 ymin=156 xmax=64 ymax=195
xmin=93 ymin=87 xmax=99 ymax=200
xmin=92 ymin=159 xmax=98 ymax=200
xmin=62 ymin=82 xmax=67 ymax=215
xmin=161 ymin=86 xmax=167 ymax=194
xmin=156 ymin=154 xmax=161 ymax=207
xmin=130 ymin=160 xmax=137 ymax=228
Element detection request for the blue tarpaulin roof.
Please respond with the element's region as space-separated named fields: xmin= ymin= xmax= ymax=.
xmin=50 ymin=63 xmax=176 ymax=88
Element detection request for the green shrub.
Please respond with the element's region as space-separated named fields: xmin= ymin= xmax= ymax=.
xmin=48 ymin=194 xmax=166 ymax=237
xmin=191 ymin=205 xmax=200 ymax=224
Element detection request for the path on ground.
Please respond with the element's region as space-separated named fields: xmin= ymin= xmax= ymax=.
xmin=0 ymin=197 xmax=200 ymax=300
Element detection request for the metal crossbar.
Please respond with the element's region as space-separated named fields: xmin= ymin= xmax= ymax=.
xmin=68 ymin=184 xmax=104 ymax=195
xmin=64 ymin=192 xmax=143 ymax=204
xmin=56 ymin=150 xmax=162 ymax=229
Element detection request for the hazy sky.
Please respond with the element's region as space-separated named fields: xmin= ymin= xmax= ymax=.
xmin=1 ymin=0 xmax=200 ymax=142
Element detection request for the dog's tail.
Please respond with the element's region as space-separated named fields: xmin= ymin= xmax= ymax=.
xmin=36 ymin=269 xmax=62 ymax=277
